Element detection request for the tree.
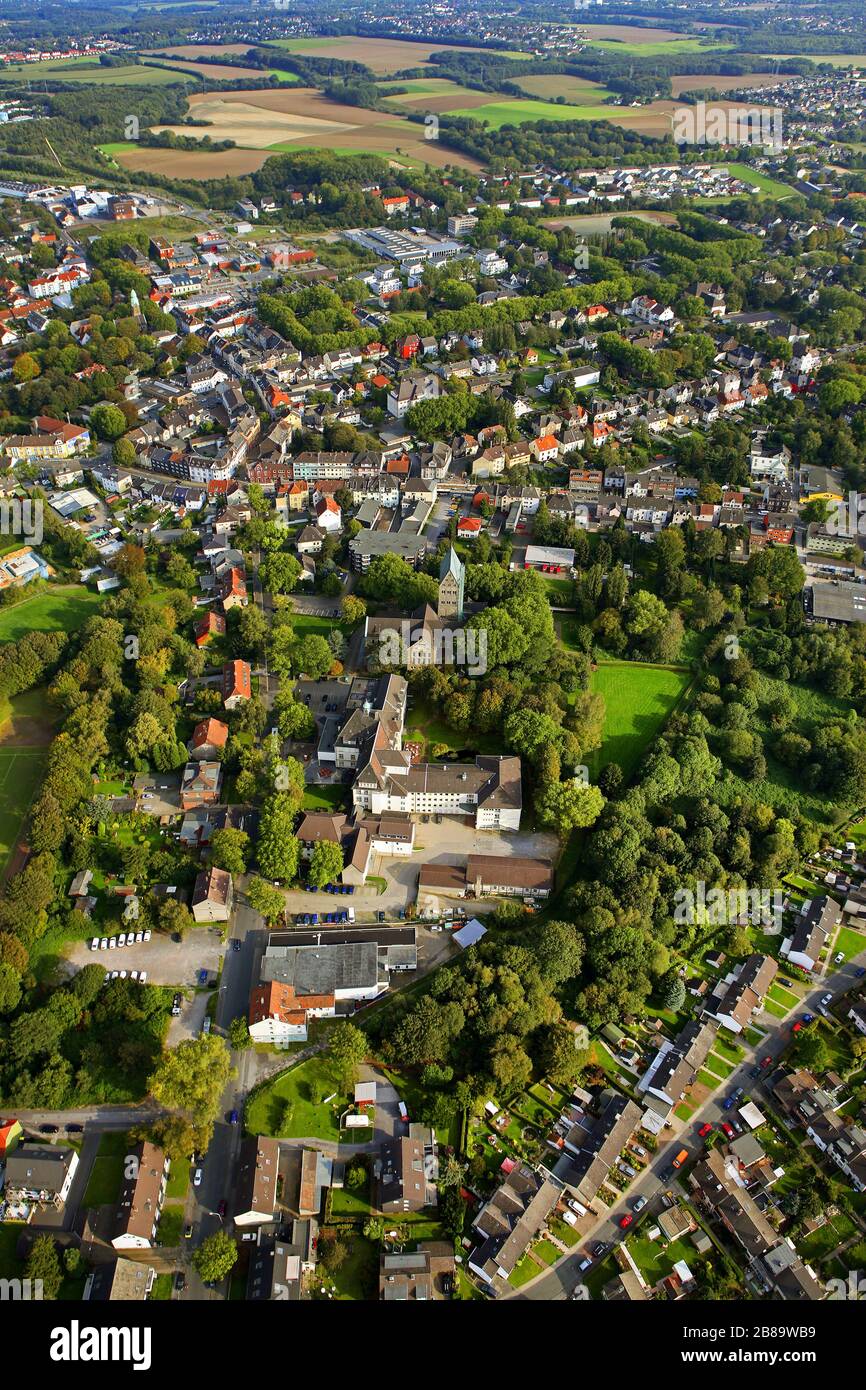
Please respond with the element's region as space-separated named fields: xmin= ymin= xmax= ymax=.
xmin=229 ymin=1015 xmax=253 ymax=1050
xmin=147 ymin=1035 xmax=232 ymax=1128
xmin=535 ymin=780 xmax=604 ymax=837
xmin=210 ymin=827 xmax=250 ymax=876
xmin=293 ymin=633 xmax=333 ymax=679
xmin=537 ymin=1021 xmax=585 ymax=1085
xmin=112 ymin=436 xmax=137 ymax=468
xmin=13 ymin=352 xmax=40 ymax=383
xmin=257 ymin=796 xmax=300 ymax=881
xmin=245 ymin=876 xmax=286 ymax=924
xmin=308 ymin=839 xmax=344 ymax=888
xmin=90 ymin=403 xmax=128 ymax=441
xmin=260 ymin=551 xmax=302 ymax=595
xmin=660 ymin=970 xmax=686 ymax=1012
xmin=25 ymin=1234 xmax=63 ymax=1300
xmin=328 ymin=1021 xmax=367 ymax=1089
xmin=193 ymin=1231 xmax=238 ymax=1283
xmin=341 ymin=595 xmax=366 ymax=628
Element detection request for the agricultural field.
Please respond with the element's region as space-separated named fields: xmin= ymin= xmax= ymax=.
xmin=514 ymin=74 xmax=616 ymax=104
xmin=543 ymin=210 xmax=677 ymax=235
xmin=379 ymin=78 xmax=499 ymax=115
xmin=587 ymin=660 xmax=692 ymax=779
xmin=147 ymin=58 xmax=300 ymax=82
xmin=446 ymin=93 xmax=778 ymax=139
xmin=110 ymin=145 xmax=273 ymax=178
xmin=0 ymin=59 xmax=195 ymax=85
xmin=149 ymin=86 xmax=485 ymax=171
xmin=583 ymin=37 xmax=734 ymax=58
xmin=265 ymin=36 xmax=530 ymax=73
xmin=765 ymin=53 xmax=866 ymax=70
xmin=669 ymin=72 xmax=795 ymax=97
xmin=572 ymin=23 xmax=691 ymax=44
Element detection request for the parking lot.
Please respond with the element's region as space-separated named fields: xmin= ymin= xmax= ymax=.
xmin=66 ymin=926 xmax=225 ymax=992
xmin=132 ymin=772 xmax=181 ymax=817
xmin=276 ymin=817 xmax=560 ymax=919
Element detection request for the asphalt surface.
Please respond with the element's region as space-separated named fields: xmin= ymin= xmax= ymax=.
xmin=507 ymin=947 xmax=866 ymax=1301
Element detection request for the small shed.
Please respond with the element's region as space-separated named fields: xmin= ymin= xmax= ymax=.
xmin=354 ymin=1081 xmax=377 ymax=1108
xmin=453 ymin=918 xmax=487 ymax=949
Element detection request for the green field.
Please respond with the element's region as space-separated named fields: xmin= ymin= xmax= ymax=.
xmin=0 ymin=585 xmax=103 ymax=643
xmin=588 ymin=661 xmax=692 ymax=778
xmin=246 ymin=1057 xmax=346 ymax=1140
xmin=585 ymin=38 xmax=733 ymax=57
xmin=0 ymin=748 xmax=45 ymax=868
xmin=449 ymin=97 xmax=626 ymax=128
xmin=0 ymin=59 xmax=194 ymax=85
xmin=724 ymin=162 xmax=800 ymax=200
xmin=83 ymin=1131 xmax=130 ymax=1206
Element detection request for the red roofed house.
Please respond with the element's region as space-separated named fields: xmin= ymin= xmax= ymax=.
xmin=397 ymin=334 xmax=420 ymax=360
xmin=0 ymin=1117 xmax=22 ymax=1157
xmin=248 ymin=980 xmax=335 ymax=1046
xmin=314 ymin=496 xmax=342 ymax=533
xmin=382 ymin=195 xmax=410 ymax=216
xmin=457 ymin=516 xmax=483 ymax=539
xmin=531 ymin=434 xmax=559 ymax=463
xmin=221 ymin=566 xmax=248 ymax=611
xmin=195 ymin=611 xmax=226 ymax=648
xmin=222 ymin=660 xmax=252 ymax=710
xmin=188 ymin=717 xmax=229 ymax=761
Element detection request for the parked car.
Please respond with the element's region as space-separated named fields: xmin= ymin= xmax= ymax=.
xmin=749 ymin=1065 xmax=761 ymax=1079
xmin=722 ymin=1095 xmax=735 ymax=1110
xmin=633 ymin=1195 xmax=647 ymax=1213
xmin=698 ymin=1122 xmax=713 ymax=1138
xmin=108 ymin=937 xmax=117 ymax=949
xmin=66 ymin=1123 xmax=83 ymax=1134
xmin=90 ymin=937 xmax=99 ymax=951
xmin=855 ymin=967 xmax=866 ymax=979
xmin=184 ymin=1223 xmax=193 ymax=1240
xmin=591 ymin=1241 xmax=610 ymax=1258
xmin=232 ymin=939 xmax=241 ymax=953
xmin=835 ymin=952 xmax=845 ymax=964
xmin=821 ymin=992 xmax=833 ymax=1007
xmin=99 ymin=938 xmax=108 ymax=951
xmin=732 ymin=1086 xmax=744 ymax=1100
xmin=761 ymin=1056 xmax=773 ymax=1068
xmin=175 ymin=1272 xmax=186 ymax=1293
xmin=40 ymin=1124 xmax=59 ymax=1134
xmin=721 ymin=1121 xmax=734 ymax=1138
xmin=228 ymin=1110 xmax=239 ymax=1125
xmin=193 ymin=1168 xmax=203 ymax=1187
xmin=619 ymin=1213 xmax=633 ymax=1230
xmin=802 ymin=1013 xmax=815 ymax=1024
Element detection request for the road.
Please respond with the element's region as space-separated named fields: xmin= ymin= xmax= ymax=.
xmin=507 ymin=947 xmax=866 ymax=1301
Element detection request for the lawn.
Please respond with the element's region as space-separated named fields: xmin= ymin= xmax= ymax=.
xmin=832 ymin=926 xmax=866 ymax=962
xmin=314 ymin=1232 xmax=378 ymax=1300
xmin=584 ymin=37 xmax=733 ymax=57
xmin=403 ymin=697 xmax=499 ymax=758
xmin=0 ymin=746 xmax=46 ymax=869
xmin=245 ymin=1056 xmax=345 ymax=1141
xmin=83 ymin=1131 xmax=130 ymax=1207
xmin=301 ymin=783 xmax=349 ymax=812
xmin=0 ymin=585 xmax=103 ymax=642
xmin=627 ymin=1231 xmax=701 ymax=1285
xmin=586 ymin=660 xmax=692 ymax=779
xmin=156 ymin=1207 xmax=184 ymax=1247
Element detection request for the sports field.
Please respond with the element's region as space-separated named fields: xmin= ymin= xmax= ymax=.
xmin=0 ymin=585 xmax=102 ymax=643
xmin=0 ymin=689 xmax=54 ymax=872
xmin=588 ymin=660 xmax=692 ymax=778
